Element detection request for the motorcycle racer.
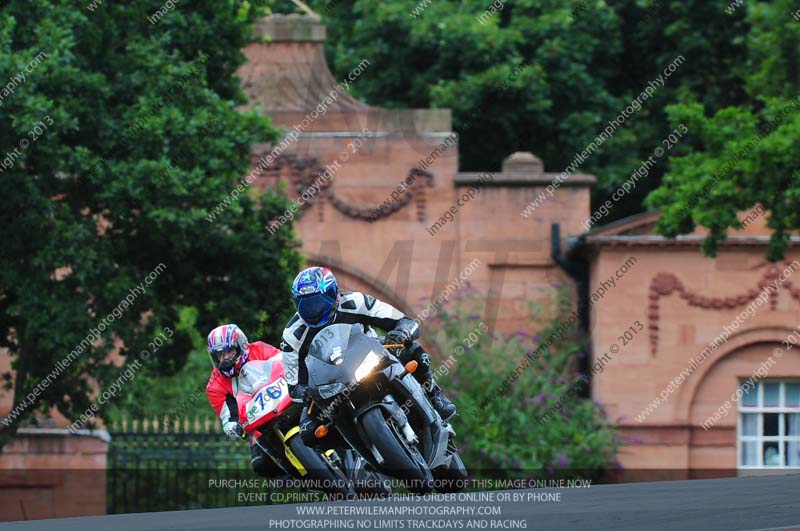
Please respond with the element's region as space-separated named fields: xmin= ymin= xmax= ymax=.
xmin=280 ymin=266 xmax=457 ymax=447
xmin=204 ymin=323 xmax=285 ymax=478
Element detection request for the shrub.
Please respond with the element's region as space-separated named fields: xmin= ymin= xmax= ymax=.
xmin=425 ymin=288 xmax=619 ymax=479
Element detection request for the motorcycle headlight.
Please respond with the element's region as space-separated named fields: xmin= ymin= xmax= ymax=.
xmin=318 ymin=382 xmax=347 ymax=399
xmin=355 ymin=351 xmax=381 ymax=382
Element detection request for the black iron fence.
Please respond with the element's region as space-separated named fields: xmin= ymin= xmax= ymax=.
xmin=107 ymin=416 xmax=256 ymax=513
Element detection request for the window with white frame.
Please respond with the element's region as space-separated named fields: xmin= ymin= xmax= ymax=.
xmin=738 ymin=380 xmax=800 ymax=468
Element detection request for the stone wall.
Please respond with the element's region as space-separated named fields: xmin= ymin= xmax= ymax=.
xmin=0 ymin=429 xmax=108 ymax=520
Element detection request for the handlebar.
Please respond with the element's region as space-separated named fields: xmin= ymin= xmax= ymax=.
xmin=382 ymin=343 xmax=406 ymax=350
xmin=380 ymin=335 xmax=407 ymax=350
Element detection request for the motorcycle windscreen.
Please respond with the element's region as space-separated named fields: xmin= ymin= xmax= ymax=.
xmin=235 ymin=357 xmax=289 ymax=429
xmin=308 ymin=323 xmax=358 ymax=363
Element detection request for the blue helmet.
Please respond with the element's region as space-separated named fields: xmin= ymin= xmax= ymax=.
xmin=292 ymin=266 xmax=339 ymax=327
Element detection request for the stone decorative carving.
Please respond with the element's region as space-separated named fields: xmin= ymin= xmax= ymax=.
xmin=327 ymin=168 xmax=433 ymax=222
xmin=260 ymin=154 xmax=434 ymax=224
xmin=648 ymin=262 xmax=795 ymax=355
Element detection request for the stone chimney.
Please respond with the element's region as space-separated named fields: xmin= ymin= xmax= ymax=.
xmin=238 ymin=13 xmax=365 ymax=115
xmin=236 ymin=13 xmax=450 ymax=133
xmin=253 ymin=13 xmax=326 ymax=43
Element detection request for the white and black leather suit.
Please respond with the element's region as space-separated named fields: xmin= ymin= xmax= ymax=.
xmin=279 ymin=291 xmax=453 ymax=446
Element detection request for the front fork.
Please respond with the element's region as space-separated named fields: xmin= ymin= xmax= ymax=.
xmin=259 ymin=404 xmax=312 ymax=478
xmin=274 ymin=425 xmax=310 ymax=477
xmin=253 ymin=431 xmax=293 ymax=476
xmin=271 ymin=423 xmax=345 ymax=480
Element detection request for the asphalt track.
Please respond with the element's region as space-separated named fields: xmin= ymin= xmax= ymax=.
xmin=1 ymin=474 xmax=798 ymax=531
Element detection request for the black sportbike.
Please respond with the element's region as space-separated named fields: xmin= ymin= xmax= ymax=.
xmin=305 ymin=323 xmax=468 ymax=493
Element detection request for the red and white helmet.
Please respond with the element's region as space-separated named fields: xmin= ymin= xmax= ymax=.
xmin=207 ymin=324 xmax=249 ymax=377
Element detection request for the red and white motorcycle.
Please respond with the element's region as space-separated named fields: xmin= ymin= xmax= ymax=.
xmin=235 ymin=352 xmax=390 ymax=498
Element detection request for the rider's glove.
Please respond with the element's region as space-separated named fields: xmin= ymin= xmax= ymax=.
xmin=386 ymin=328 xmax=412 ymax=346
xmin=289 ymin=383 xmax=309 ymax=404
xmin=223 ymin=421 xmax=245 ymax=440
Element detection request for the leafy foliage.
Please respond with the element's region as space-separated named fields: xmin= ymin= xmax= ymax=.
xmin=646 ymin=0 xmax=800 ymax=260
xmin=278 ymin=0 xmax=750 ymax=222
xmin=301 ymin=0 xmax=794 ymax=256
xmin=426 ymin=290 xmax=619 ymax=477
xmin=103 ymin=307 xmax=219 ymax=424
xmin=0 ymin=0 xmax=301 ymax=445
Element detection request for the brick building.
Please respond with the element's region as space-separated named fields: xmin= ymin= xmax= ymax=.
xmin=568 ymin=211 xmax=800 ymax=476
xmin=236 ymin=14 xmax=593 ymax=335
xmin=1 ymin=11 xmax=798 ymax=521
xmin=241 ymin=13 xmax=800 ymax=476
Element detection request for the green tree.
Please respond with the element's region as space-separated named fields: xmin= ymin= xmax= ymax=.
xmin=646 ymin=0 xmax=800 ymax=260
xmin=0 ymin=0 xmax=300 ymax=446
xmin=103 ymin=307 xmax=212 ymax=425
xmin=290 ymin=0 xmax=750 ymax=222
xmin=314 ymin=0 xmax=625 ymax=176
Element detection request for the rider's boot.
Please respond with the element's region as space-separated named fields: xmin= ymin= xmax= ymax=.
xmin=404 ymin=344 xmax=457 ymax=420
xmin=424 ymin=378 xmax=457 ymax=420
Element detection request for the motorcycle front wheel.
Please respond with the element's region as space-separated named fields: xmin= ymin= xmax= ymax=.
xmin=285 ymin=431 xmax=354 ymax=499
xmin=360 ymin=407 xmax=433 ymax=494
